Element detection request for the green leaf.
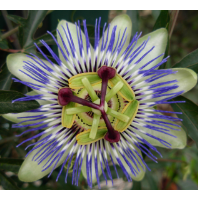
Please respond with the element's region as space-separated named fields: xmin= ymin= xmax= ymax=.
xmin=0 ymin=63 xmax=13 ymax=90
xmin=0 ymin=171 xmax=20 ymax=190
xmin=0 ymin=90 xmax=40 ymax=114
xmin=145 ymin=171 xmax=158 ymax=190
xmin=178 ymin=179 xmax=198 ymax=190
xmin=0 ymin=39 xmax=9 ymax=49
xmin=131 ymin=181 xmax=141 ymax=190
xmin=0 ymin=31 xmax=9 ymax=49
xmin=17 ymin=11 xmax=48 ymax=48
xmin=153 ymin=10 xmax=170 ymax=31
xmin=171 ymin=96 xmax=198 ymax=147
xmin=5 ymin=11 xmax=56 ymax=55
xmin=0 ymin=158 xmax=23 ymax=173
xmin=153 ymin=10 xmax=170 ymax=69
xmin=24 ymin=30 xmax=56 ymax=52
xmin=152 ymin=10 xmax=161 ymax=20
xmin=0 ymin=136 xmax=17 ymax=146
xmin=173 ymin=48 xmax=198 ymax=73
xmin=126 ymin=10 xmax=139 ymax=37
xmin=6 ymin=14 xmax=26 ymax=26
xmin=0 ymin=128 xmax=10 ymax=136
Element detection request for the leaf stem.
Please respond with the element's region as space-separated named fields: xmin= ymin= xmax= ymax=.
xmin=169 ymin=10 xmax=179 ymax=39
xmin=0 ymin=48 xmax=23 ymax=53
xmin=1 ymin=27 xmax=19 ymax=40
xmin=147 ymin=158 xmax=186 ymax=164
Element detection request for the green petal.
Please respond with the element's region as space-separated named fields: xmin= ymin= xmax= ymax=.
xmin=107 ymin=108 xmax=130 ymax=123
xmin=69 ymin=73 xmax=101 ymax=89
xmin=77 ymin=128 xmax=107 ymax=145
xmin=89 ymin=114 xmax=101 ymax=139
xmin=62 ymin=102 xmax=76 ymax=128
xmin=2 ymin=91 xmax=47 ymax=124
xmin=128 ymin=28 xmax=168 ymax=72
xmin=132 ymin=112 xmax=187 ymax=149
xmin=18 ymin=126 xmax=73 ymax=182
xmin=115 ymin=100 xmax=139 ymax=132
xmin=57 ymin=20 xmax=94 ymax=68
xmin=140 ymin=68 xmax=197 ymax=103
xmin=109 ymin=74 xmax=135 ymax=101
xmin=99 ymin=14 xmax=132 ymax=57
xmin=6 ymin=53 xmax=56 ymax=85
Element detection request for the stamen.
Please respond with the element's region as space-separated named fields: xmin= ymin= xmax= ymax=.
xmin=66 ymin=106 xmax=91 ymax=114
xmin=107 ymin=108 xmax=129 ymax=123
xmin=105 ymin=81 xmax=124 ymax=102
xmin=89 ymin=114 xmax=100 ymax=139
xmin=81 ymin=77 xmax=98 ymax=101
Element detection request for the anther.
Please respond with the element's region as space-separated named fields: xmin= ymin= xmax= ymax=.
xmin=58 ymin=88 xmax=100 ymax=110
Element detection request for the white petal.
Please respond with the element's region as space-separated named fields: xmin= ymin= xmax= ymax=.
xmin=128 ymin=28 xmax=168 ymax=72
xmin=7 ymin=53 xmax=60 ymax=86
xmin=99 ymin=14 xmax=132 ymax=56
xmin=18 ymin=126 xmax=75 ymax=182
xmin=57 ymin=20 xmax=94 ymax=70
xmin=110 ymin=141 xmax=146 ymax=181
xmin=132 ymin=112 xmax=187 ymax=149
xmin=137 ymin=68 xmax=197 ymax=103
xmin=81 ymin=146 xmax=102 ymax=185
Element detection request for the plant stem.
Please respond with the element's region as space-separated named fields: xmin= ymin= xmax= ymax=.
xmin=22 ymin=10 xmax=28 ymax=18
xmin=169 ymin=10 xmax=179 ymax=39
xmin=146 ymin=158 xmax=186 ymax=164
xmin=1 ymin=27 xmax=19 ymax=40
xmin=0 ymin=48 xmax=23 ymax=53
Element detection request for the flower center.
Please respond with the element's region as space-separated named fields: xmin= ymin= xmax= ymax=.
xmin=84 ymin=92 xmax=112 ymax=118
xmin=58 ymin=66 xmax=139 ymax=144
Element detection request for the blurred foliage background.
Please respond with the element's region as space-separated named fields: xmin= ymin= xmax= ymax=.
xmin=0 ymin=10 xmax=198 ymax=190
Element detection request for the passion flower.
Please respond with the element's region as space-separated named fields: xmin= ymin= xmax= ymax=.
xmin=3 ymin=14 xmax=197 ymax=189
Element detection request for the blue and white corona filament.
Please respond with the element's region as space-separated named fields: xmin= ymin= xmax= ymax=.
xmin=4 ymin=14 xmax=197 ymax=188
